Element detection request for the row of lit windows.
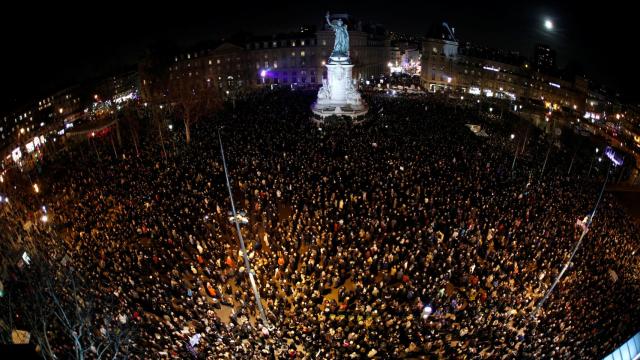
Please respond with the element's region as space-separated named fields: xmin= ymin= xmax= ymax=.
xmin=256 ymin=76 xmax=318 ymax=85
xmin=248 ymin=39 xmax=316 ymax=50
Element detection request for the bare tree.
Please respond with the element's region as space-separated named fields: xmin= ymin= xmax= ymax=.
xmin=139 ymin=52 xmax=171 ymax=159
xmin=122 ymin=105 xmax=141 ymax=158
xmin=1 ymin=250 xmax=136 ymax=360
xmin=169 ymin=76 xmax=221 ymax=145
xmin=46 ymin=266 xmax=135 ymax=360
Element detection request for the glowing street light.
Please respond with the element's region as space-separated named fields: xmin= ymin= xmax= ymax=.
xmin=260 ymin=69 xmax=267 ymax=84
xmin=422 ymin=305 xmax=433 ymax=320
xmin=511 ymin=134 xmax=518 ymax=171
xmin=33 ymin=184 xmax=40 ymax=193
xmin=58 ymin=108 xmax=64 ymax=114
xmin=588 ymin=148 xmax=600 ymax=176
xmin=41 ymin=215 xmax=48 ymax=223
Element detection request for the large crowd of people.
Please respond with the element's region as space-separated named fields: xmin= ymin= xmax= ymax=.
xmin=1 ymin=89 xmax=639 ymax=359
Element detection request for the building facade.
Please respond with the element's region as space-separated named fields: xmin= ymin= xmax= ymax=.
xmin=421 ymin=23 xmax=588 ymax=112
xmin=1 ymin=86 xmax=84 ymax=148
xmin=534 ymin=44 xmax=556 ymax=72
xmin=142 ymin=14 xmax=390 ymax=102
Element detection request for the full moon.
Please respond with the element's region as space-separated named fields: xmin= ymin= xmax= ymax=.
xmin=544 ymin=19 xmax=554 ymax=30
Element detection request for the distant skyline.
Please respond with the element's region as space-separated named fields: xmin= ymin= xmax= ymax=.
xmin=2 ymin=0 xmax=638 ymax=112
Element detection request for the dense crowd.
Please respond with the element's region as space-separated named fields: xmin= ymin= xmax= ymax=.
xmin=1 ymin=89 xmax=639 ymax=359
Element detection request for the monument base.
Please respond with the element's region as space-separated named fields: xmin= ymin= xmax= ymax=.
xmin=310 ymin=102 xmax=368 ymax=125
xmin=312 ymin=58 xmax=368 ymax=125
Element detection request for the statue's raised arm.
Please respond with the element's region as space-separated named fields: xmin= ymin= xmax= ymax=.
xmin=325 ymin=11 xmax=333 ymax=28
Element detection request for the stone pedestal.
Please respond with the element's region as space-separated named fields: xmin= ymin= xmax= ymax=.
xmin=311 ymin=56 xmax=368 ymax=123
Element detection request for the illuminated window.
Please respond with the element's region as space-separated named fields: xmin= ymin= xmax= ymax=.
xmin=301 ymin=51 xmax=305 ymax=57
xmin=301 ymin=40 xmax=305 ymax=46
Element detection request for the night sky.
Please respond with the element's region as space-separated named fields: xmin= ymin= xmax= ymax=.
xmin=2 ymin=1 xmax=638 ymax=113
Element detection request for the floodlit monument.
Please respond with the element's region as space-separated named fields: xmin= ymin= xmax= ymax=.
xmin=311 ymin=12 xmax=368 ymax=123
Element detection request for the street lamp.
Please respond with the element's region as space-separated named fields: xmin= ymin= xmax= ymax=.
xmin=33 ymin=184 xmax=40 ymax=193
xmin=588 ymin=148 xmax=600 ymax=176
xmin=218 ymin=130 xmax=268 ymax=326
xmin=534 ymin=150 xmax=620 ymax=317
xmin=510 ymin=134 xmax=518 ymax=171
xmin=544 ymin=19 xmax=554 ymax=30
